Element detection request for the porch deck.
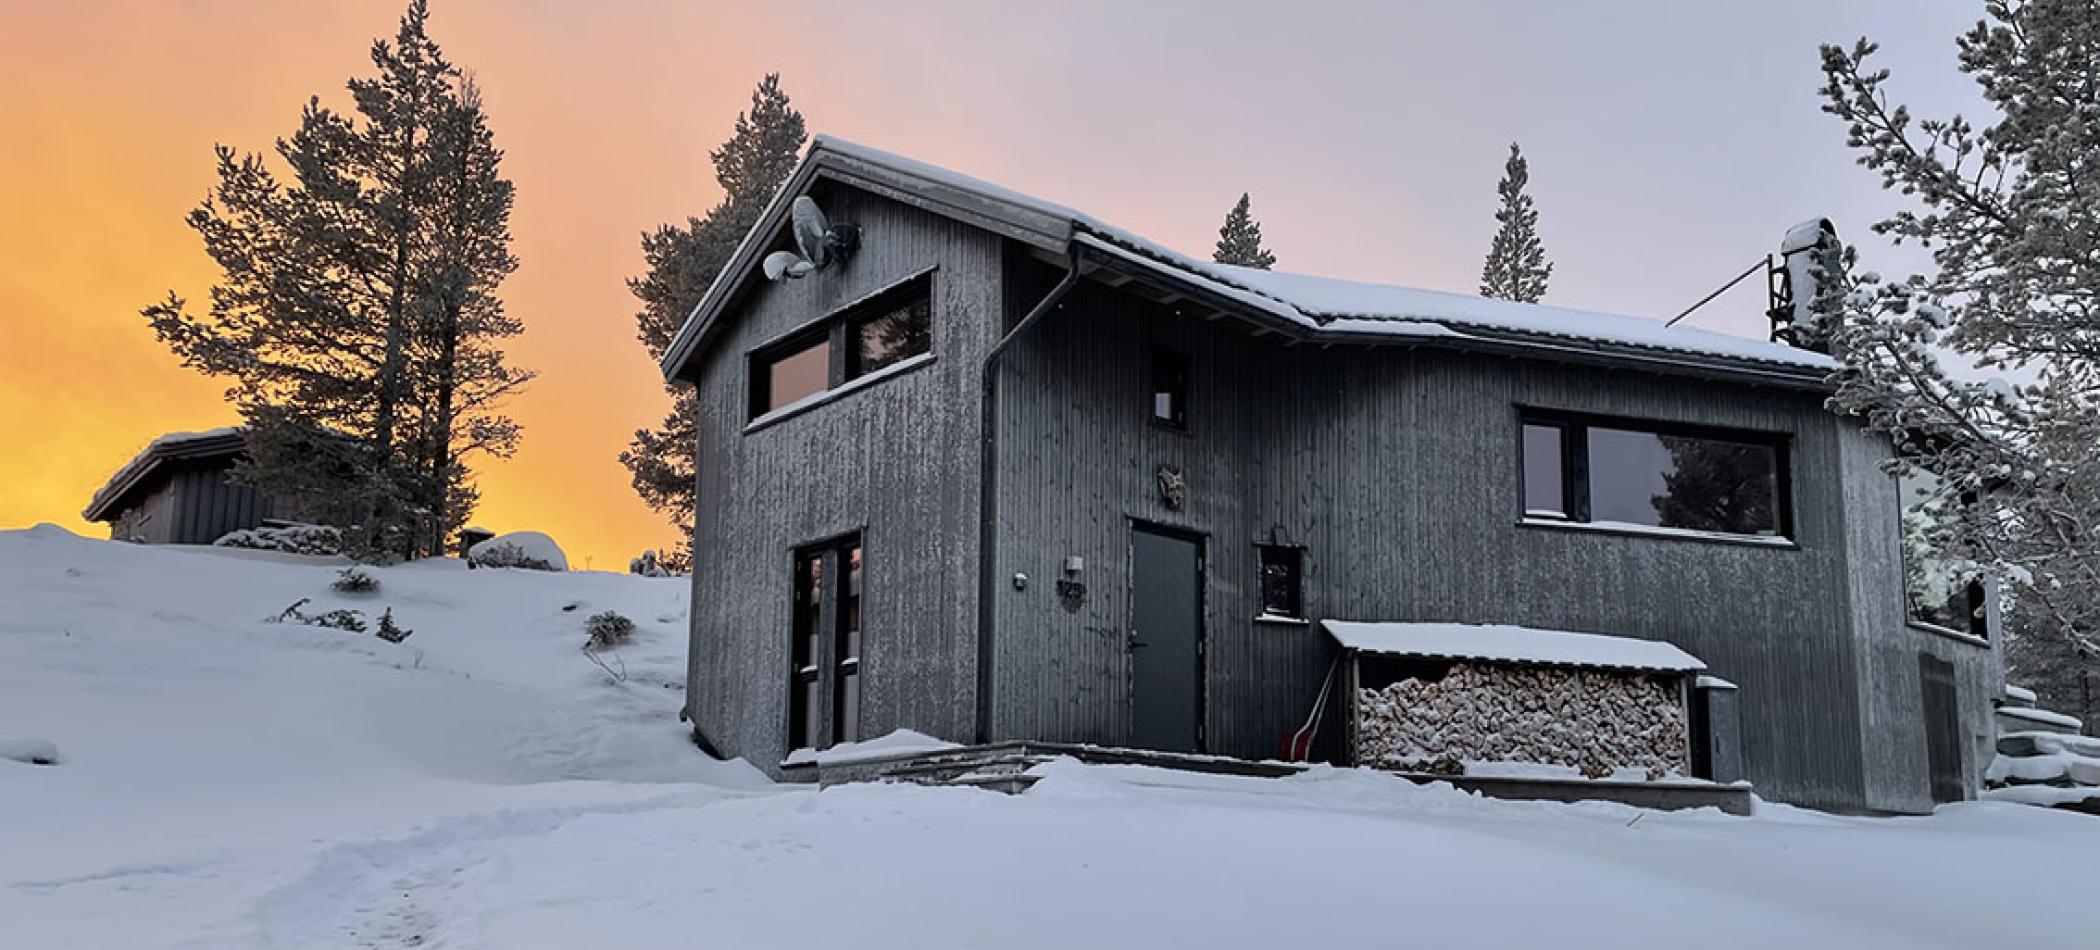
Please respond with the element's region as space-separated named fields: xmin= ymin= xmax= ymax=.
xmin=790 ymin=741 xmax=1755 ymax=815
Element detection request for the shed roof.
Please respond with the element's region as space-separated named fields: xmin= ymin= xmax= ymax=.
xmin=82 ymin=428 xmax=246 ymax=522
xmin=660 ymin=136 xmax=1835 ymax=388
xmin=1323 ymin=620 xmax=1706 ymax=674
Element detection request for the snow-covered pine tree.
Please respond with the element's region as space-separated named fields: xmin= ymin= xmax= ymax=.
xmin=141 ymin=1 xmax=526 ymax=561
xmin=620 ymin=74 xmax=806 ymax=551
xmin=1817 ymin=0 xmax=2100 ymax=659
xmin=1478 ymin=143 xmax=1552 ymax=303
xmin=1212 ymin=193 xmax=1276 ymax=269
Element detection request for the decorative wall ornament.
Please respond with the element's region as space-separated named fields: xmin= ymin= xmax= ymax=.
xmin=1155 ymin=465 xmax=1187 ymax=511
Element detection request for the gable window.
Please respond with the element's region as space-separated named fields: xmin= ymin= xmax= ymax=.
xmin=1257 ymin=545 xmax=1304 ymax=619
xmin=1521 ymin=411 xmax=1789 ymax=539
xmin=748 ymin=275 xmax=933 ymax=423
xmin=1151 ymin=346 xmax=1190 ymax=430
xmin=753 ymin=334 xmax=832 ymax=418
xmin=847 ymin=293 xmax=931 ymax=380
xmin=789 ymin=534 xmax=864 ymax=751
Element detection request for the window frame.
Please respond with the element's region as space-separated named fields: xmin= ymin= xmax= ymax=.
xmin=1516 ymin=407 xmax=1796 ymax=542
xmin=745 ymin=271 xmax=936 ymax=426
xmin=786 ymin=531 xmax=866 ymax=754
xmin=1255 ymin=543 xmax=1306 ymax=622
xmin=1149 ymin=344 xmax=1191 ymax=433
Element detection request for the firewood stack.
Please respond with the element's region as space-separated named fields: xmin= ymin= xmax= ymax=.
xmin=1357 ymin=662 xmax=1688 ymax=780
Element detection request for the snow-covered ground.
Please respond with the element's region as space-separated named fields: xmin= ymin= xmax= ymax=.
xmin=4 ymin=525 xmax=2098 ymax=949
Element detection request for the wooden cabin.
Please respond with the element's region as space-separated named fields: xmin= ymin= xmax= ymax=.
xmin=83 ymin=429 xmax=283 ymax=545
xmin=656 ymin=137 xmax=2007 ymax=814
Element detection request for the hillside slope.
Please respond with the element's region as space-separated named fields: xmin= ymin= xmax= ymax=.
xmin=3 ymin=526 xmax=2097 ymax=950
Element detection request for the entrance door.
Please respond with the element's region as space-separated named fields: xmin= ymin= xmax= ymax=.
xmin=1130 ymin=525 xmax=1203 ymax=753
xmin=1919 ymin=654 xmax=1964 ymax=804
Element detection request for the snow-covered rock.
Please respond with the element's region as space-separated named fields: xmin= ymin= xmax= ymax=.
xmin=467 ymin=530 xmax=569 ymax=571
xmin=0 ymin=736 xmax=59 ymax=765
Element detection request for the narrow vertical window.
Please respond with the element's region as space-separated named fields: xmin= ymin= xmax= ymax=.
xmin=789 ymin=550 xmax=825 ymax=751
xmin=1522 ymin=423 xmax=1568 ymax=518
xmin=1258 ymin=545 xmax=1303 ymax=619
xmin=1151 ymin=347 xmax=1190 ymax=430
xmin=833 ymin=543 xmax=863 ymax=745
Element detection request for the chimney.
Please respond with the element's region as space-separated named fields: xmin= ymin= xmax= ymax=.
xmin=1767 ymin=218 xmax=1841 ymax=353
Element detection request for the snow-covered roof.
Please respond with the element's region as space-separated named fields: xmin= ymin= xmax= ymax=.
xmin=83 ymin=428 xmax=247 ymax=522
xmin=1323 ymin=620 xmax=1706 ymax=673
xmin=659 ymin=136 xmax=1836 ymax=385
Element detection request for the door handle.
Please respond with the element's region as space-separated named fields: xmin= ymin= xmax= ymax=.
xmin=1128 ymin=630 xmax=1147 ymax=650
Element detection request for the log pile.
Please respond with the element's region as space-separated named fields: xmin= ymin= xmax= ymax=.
xmin=1357 ymin=662 xmax=1688 ymax=780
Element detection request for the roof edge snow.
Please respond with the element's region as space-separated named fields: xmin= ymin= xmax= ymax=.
xmin=1324 ymin=620 xmax=1706 ymax=674
xmin=659 ymin=136 xmax=1836 ymax=389
xmin=83 ymin=428 xmax=247 ymax=522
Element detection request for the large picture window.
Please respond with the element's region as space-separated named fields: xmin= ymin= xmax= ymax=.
xmin=749 ymin=275 xmax=933 ymax=421
xmin=1521 ymin=412 xmax=1789 ymax=539
xmin=789 ymin=535 xmax=864 ymax=751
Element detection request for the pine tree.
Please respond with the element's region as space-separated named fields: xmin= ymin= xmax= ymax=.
xmin=141 ymin=1 xmax=527 ymax=560
xmin=1212 ymin=193 xmax=1276 ymax=269
xmin=1478 ymin=143 xmax=1552 ymax=303
xmin=1818 ymin=0 xmax=2100 ymax=659
xmin=620 ymin=75 xmax=807 ymax=548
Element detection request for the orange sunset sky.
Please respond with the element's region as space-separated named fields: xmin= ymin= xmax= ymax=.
xmin=1 ymin=1 xmax=1980 ymax=570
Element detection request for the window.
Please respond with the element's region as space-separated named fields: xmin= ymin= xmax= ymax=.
xmin=753 ymin=334 xmax=832 ymax=418
xmin=1151 ymin=346 xmax=1189 ymax=430
xmin=1258 ymin=545 xmax=1303 ymax=619
xmin=748 ymin=276 xmax=932 ymax=422
xmin=847 ymin=295 xmax=931 ymax=380
xmin=788 ymin=535 xmax=864 ymax=751
xmin=1521 ymin=411 xmax=1789 ymax=538
xmin=1901 ymin=473 xmax=1988 ymax=638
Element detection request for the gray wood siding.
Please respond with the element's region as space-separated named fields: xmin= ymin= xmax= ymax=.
xmin=107 ymin=463 xmax=275 ymax=545
xmin=685 ymin=185 xmax=1003 ymax=772
xmin=988 ymin=269 xmax=1981 ymax=811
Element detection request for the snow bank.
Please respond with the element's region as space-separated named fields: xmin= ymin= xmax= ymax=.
xmin=0 ymin=736 xmax=60 ymax=765
xmin=468 ymin=529 xmax=569 ymax=571
xmin=9 ymin=525 xmax=2100 ymax=950
xmin=782 ymin=728 xmax=960 ymax=766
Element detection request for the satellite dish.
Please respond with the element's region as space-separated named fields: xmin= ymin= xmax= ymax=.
xmin=762 ymin=250 xmax=802 ymax=282
xmin=792 ymin=197 xmax=831 ymax=268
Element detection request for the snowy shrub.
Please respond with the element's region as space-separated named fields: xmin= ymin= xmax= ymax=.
xmin=628 ymin=549 xmax=670 ymax=577
xmin=214 ymin=524 xmax=343 ymax=557
xmin=0 ymin=737 xmax=60 ymax=766
xmin=331 ymin=567 xmax=379 ymax=594
xmin=468 ymin=531 xmax=568 ymax=572
xmin=584 ymin=611 xmax=635 ymax=650
xmin=375 ymin=608 xmax=412 ymax=644
xmin=271 ymin=597 xmax=367 ymax=633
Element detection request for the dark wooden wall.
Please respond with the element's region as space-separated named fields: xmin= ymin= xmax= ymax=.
xmin=989 ymin=267 xmax=1999 ymax=812
xmin=685 ymin=184 xmax=1003 ymax=771
xmin=108 ymin=461 xmax=276 ymax=545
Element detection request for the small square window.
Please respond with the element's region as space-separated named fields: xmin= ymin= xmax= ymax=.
xmin=1258 ymin=545 xmax=1303 ymax=619
xmin=752 ymin=335 xmax=831 ymax=419
xmin=1151 ymin=347 xmax=1189 ymax=430
xmin=847 ymin=292 xmax=932 ymax=381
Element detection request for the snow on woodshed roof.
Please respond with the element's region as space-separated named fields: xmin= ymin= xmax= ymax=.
xmin=1323 ymin=620 xmax=1706 ymax=673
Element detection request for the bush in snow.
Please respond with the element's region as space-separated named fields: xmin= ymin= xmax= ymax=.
xmin=0 ymin=737 xmax=60 ymax=766
xmin=468 ymin=531 xmax=567 ymax=572
xmin=214 ymin=524 xmax=343 ymax=556
xmin=330 ymin=567 xmax=379 ymax=594
xmin=271 ymin=597 xmax=367 ymax=633
xmin=628 ymin=549 xmax=670 ymax=578
xmin=375 ymin=608 xmax=412 ymax=644
xmin=584 ymin=611 xmax=635 ymax=650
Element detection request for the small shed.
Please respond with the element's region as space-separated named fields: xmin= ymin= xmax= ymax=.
xmin=1324 ymin=621 xmax=1717 ymax=781
xmin=82 ymin=429 xmax=284 ymax=545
